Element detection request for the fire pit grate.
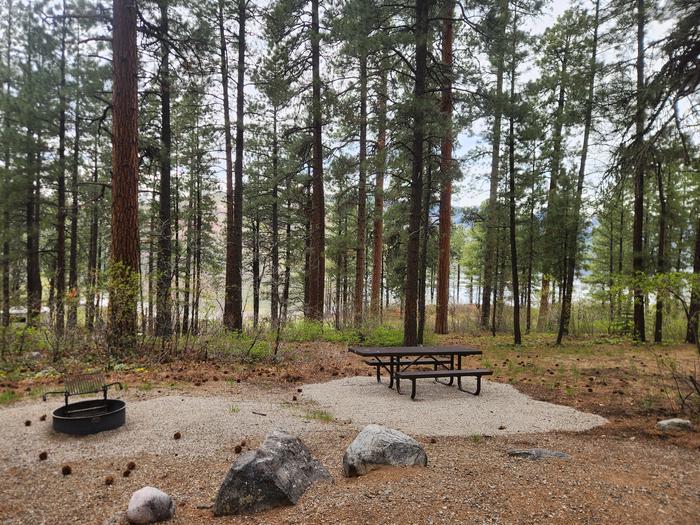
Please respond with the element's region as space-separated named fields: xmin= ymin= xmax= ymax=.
xmin=43 ymin=373 xmax=125 ymax=435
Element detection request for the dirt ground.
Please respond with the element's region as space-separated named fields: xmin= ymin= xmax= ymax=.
xmin=1 ymin=335 xmax=699 ymax=524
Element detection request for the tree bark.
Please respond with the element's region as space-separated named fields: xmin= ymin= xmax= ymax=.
xmin=86 ymin=133 xmax=101 ymax=331
xmin=353 ymin=52 xmax=368 ymax=326
xmin=417 ymin=161 xmax=433 ymax=344
xmin=370 ymin=65 xmax=387 ymax=318
xmin=67 ymin=34 xmax=80 ymax=330
xmin=403 ymin=0 xmax=429 ymax=346
xmin=55 ymin=0 xmax=68 ymax=337
xmin=230 ymin=0 xmax=245 ymax=330
xmin=481 ymin=0 xmax=507 ymax=330
xmin=220 ymin=0 xmax=236 ymax=330
xmin=109 ymin=0 xmax=140 ymax=353
xmin=556 ymin=0 xmax=599 ymax=344
xmin=270 ymin=107 xmax=280 ymax=328
xmin=687 ymin=216 xmax=700 ymax=344
xmin=435 ymin=0 xmax=454 ymax=335
xmin=307 ymin=0 xmax=325 ymax=320
xmin=632 ymin=0 xmax=646 ymax=341
xmin=654 ymin=161 xmax=667 ymax=343
xmin=507 ymin=12 xmax=521 ymax=345
xmin=2 ymin=0 xmax=13 ymax=327
xmin=155 ymin=0 xmax=173 ymax=338
xmin=537 ymin=39 xmax=570 ymax=333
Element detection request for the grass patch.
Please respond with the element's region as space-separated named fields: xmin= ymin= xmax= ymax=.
xmin=304 ymin=409 xmax=334 ymax=422
xmin=0 ymin=390 xmax=19 ymax=404
xmin=229 ymin=404 xmax=240 ymax=414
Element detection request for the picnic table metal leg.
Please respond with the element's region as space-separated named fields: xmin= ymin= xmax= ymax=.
xmin=395 ymin=357 xmax=401 ymax=393
xmin=410 ymin=379 xmax=416 ymax=400
xmin=388 ymin=356 xmax=395 ymax=389
xmin=457 ymin=375 xmax=483 ymax=396
xmin=376 ymin=362 xmax=381 ymax=383
xmin=435 ymin=354 xmax=455 ymax=386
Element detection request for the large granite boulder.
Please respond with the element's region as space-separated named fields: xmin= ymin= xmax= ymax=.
xmin=213 ymin=430 xmax=330 ymax=516
xmin=126 ymin=486 xmax=175 ymax=524
xmin=342 ymin=424 xmax=427 ymax=477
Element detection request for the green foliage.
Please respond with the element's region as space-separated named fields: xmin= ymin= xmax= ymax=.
xmin=281 ymin=319 xmax=420 ymax=347
xmin=0 ymin=390 xmax=18 ymax=405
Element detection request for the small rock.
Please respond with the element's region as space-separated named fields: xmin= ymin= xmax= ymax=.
xmin=508 ymin=448 xmax=570 ymax=460
xmin=39 ymin=414 xmax=47 ymax=421
xmin=24 ymin=420 xmax=31 ymax=427
xmin=127 ymin=461 xmax=136 ymax=471
xmin=234 ymin=445 xmax=242 ymax=454
xmin=173 ymin=432 xmax=181 ymax=440
xmin=214 ymin=430 xmax=330 ymax=516
xmin=62 ymin=465 xmax=72 ymax=476
xmin=126 ymin=486 xmax=175 ymax=524
xmin=343 ymin=424 xmax=427 ymax=477
xmin=105 ymin=475 xmax=114 ymax=486
xmin=39 ymin=451 xmax=48 ymax=461
xmin=430 ymin=437 xmax=437 ymax=444
xmin=123 ymin=469 xmax=131 ymax=478
xmin=656 ymin=418 xmax=692 ymax=431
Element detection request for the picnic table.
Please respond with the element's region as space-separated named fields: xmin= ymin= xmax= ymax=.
xmin=348 ymin=346 xmax=493 ymax=400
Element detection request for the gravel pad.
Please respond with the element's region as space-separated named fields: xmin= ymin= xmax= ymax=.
xmin=301 ymin=376 xmax=607 ymax=436
xmin=0 ymin=395 xmax=325 ymax=468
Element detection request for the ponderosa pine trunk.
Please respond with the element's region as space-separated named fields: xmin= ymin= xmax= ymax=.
xmin=230 ymin=0 xmax=245 ymax=330
xmin=654 ymin=162 xmax=667 ymax=343
xmin=687 ymin=216 xmax=700 ymax=344
xmin=86 ymin=134 xmax=100 ymax=331
xmin=1 ymin=1 xmax=12 ymax=328
xmin=435 ymin=0 xmax=454 ymax=335
xmin=481 ymin=0 xmax=507 ymax=330
xmin=556 ymin=0 xmax=599 ymax=344
xmin=370 ymin=66 xmax=387 ymax=317
xmin=252 ymin=216 xmax=260 ymax=328
xmin=67 ymin=36 xmax=80 ymax=330
xmin=417 ymin=162 xmax=433 ymax=344
xmin=109 ymin=0 xmax=140 ymax=353
xmin=220 ymin=0 xmax=236 ymax=330
xmin=403 ymin=0 xmax=429 ymax=346
xmin=55 ymin=0 xmax=68 ymax=337
xmin=507 ymin=14 xmax=521 ymax=345
xmin=537 ymin=38 xmax=570 ymax=333
xmin=353 ymin=52 xmax=368 ymax=326
xmin=308 ymin=0 xmax=325 ymax=321
xmin=270 ymin=108 xmax=280 ymax=328
xmin=632 ymin=0 xmax=646 ymax=341
xmin=155 ymin=0 xmax=173 ymax=338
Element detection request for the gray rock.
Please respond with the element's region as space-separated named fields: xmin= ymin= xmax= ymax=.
xmin=126 ymin=486 xmax=175 ymax=524
xmin=508 ymin=448 xmax=570 ymax=460
xmin=213 ymin=430 xmax=330 ymax=516
xmin=342 ymin=424 xmax=428 ymax=477
xmin=657 ymin=418 xmax=692 ymax=431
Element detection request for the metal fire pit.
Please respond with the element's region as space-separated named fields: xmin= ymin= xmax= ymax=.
xmin=43 ymin=373 xmax=125 ymax=436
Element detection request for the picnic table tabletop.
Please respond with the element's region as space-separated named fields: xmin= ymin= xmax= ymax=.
xmin=348 ymin=346 xmax=482 ymax=357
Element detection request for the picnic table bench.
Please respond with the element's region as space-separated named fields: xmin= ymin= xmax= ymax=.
xmin=349 ymin=346 xmax=492 ymax=399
